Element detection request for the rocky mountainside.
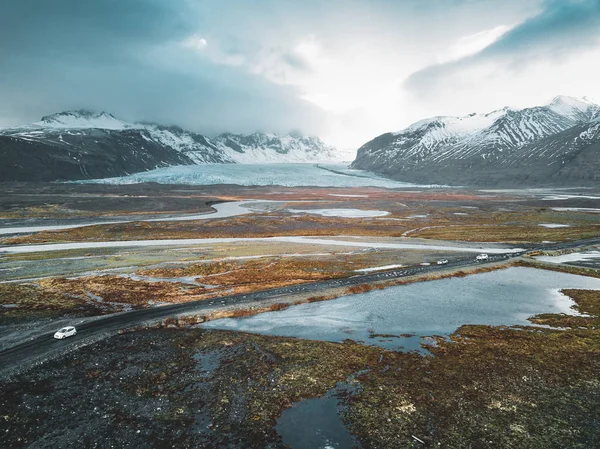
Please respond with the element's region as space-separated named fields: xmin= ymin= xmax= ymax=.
xmin=351 ymin=96 xmax=600 ymax=186
xmin=0 ymin=111 xmax=339 ymax=182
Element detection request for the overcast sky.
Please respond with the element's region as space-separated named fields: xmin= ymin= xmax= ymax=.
xmin=1 ymin=0 xmax=599 ymax=149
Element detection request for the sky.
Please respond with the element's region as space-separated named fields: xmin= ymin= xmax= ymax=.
xmin=1 ymin=0 xmax=600 ymax=150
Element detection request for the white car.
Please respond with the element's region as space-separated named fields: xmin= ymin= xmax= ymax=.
xmin=437 ymin=259 xmax=449 ymax=265
xmin=475 ymin=254 xmax=489 ymax=261
xmin=54 ymin=326 xmax=77 ymax=339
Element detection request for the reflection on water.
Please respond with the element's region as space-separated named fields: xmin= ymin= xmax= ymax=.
xmin=203 ymin=267 xmax=600 ymax=351
xmin=276 ymin=377 xmax=363 ymax=449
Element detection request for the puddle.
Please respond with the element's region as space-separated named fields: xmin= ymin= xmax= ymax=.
xmin=85 ymin=291 xmax=104 ymax=302
xmin=193 ymin=349 xmax=224 ymax=379
xmin=276 ymin=378 xmax=362 ymax=449
xmin=355 ymin=264 xmax=404 ymax=273
xmin=288 ymin=208 xmax=390 ymax=218
xmin=538 ymin=223 xmax=570 ymax=228
xmin=551 ymin=207 xmax=600 ymax=213
xmin=120 ymin=273 xmax=202 ymax=286
xmin=203 ymin=267 xmax=600 ymax=352
xmin=84 ymin=290 xmax=132 ymax=311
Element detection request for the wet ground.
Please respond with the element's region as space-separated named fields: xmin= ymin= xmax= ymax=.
xmin=0 ymin=182 xmax=599 ymax=448
xmin=1 ymin=287 xmax=599 ymax=449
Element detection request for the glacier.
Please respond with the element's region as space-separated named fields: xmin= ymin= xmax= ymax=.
xmin=81 ymin=163 xmax=430 ymax=188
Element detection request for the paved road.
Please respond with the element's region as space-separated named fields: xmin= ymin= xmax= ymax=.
xmin=1 ymin=237 xmax=599 ymax=375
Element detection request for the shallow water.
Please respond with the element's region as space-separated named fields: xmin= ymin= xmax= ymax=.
xmin=536 ymin=251 xmax=600 ymax=264
xmin=0 ymin=200 xmax=254 ymax=235
xmin=276 ymin=390 xmax=358 ymax=449
xmin=0 ymin=235 xmax=524 ymax=254
xmin=202 ymin=267 xmax=600 ymax=351
xmin=288 ymin=208 xmax=390 ymax=218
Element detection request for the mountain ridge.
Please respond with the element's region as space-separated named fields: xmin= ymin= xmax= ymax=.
xmin=0 ymin=111 xmax=341 ymax=182
xmin=351 ymin=96 xmax=600 ymax=187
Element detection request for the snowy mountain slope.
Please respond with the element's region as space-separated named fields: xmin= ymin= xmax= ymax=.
xmin=0 ymin=111 xmax=341 ymax=181
xmin=0 ymin=130 xmax=195 ymax=182
xmin=351 ymin=96 xmax=600 ymax=186
xmin=214 ymin=132 xmax=339 ymax=163
xmin=430 ymin=105 xmax=576 ymax=164
xmin=547 ymin=95 xmax=599 ymax=122
xmin=34 ymin=110 xmax=134 ymax=130
xmin=141 ymin=126 xmax=234 ymax=165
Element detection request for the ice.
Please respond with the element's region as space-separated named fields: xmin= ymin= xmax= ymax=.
xmin=81 ymin=163 xmax=427 ymax=188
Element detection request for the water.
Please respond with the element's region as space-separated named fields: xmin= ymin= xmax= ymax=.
xmin=202 ymin=267 xmax=600 ymax=351
xmin=0 ymin=200 xmax=254 ymax=235
xmin=288 ymin=208 xmax=390 ymax=218
xmin=80 ymin=163 xmax=425 ymax=188
xmin=0 ymin=235 xmax=524 ymax=254
xmin=276 ymin=391 xmax=358 ymax=449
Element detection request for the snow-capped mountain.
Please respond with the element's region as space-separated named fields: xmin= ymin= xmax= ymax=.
xmin=547 ymin=95 xmax=599 ymax=122
xmin=0 ymin=111 xmax=341 ymax=182
xmin=34 ymin=110 xmax=133 ymax=130
xmin=351 ymin=96 xmax=600 ymax=186
xmin=214 ymin=132 xmax=339 ymax=163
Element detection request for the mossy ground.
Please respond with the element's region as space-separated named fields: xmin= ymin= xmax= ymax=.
xmin=1 ymin=288 xmax=599 ymax=448
xmin=1 ymin=184 xmax=599 ymax=447
xmin=4 ymin=193 xmax=599 ymax=246
xmin=0 ymin=283 xmax=107 ymax=323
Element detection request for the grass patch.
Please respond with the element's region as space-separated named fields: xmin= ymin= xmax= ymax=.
xmin=412 ymin=224 xmax=600 ymax=243
xmin=0 ymin=283 xmax=106 ymax=323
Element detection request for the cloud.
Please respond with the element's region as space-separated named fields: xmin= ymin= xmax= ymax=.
xmin=406 ymin=0 xmax=600 ymax=95
xmin=0 ymin=0 xmax=330 ymax=137
xmin=0 ymin=0 xmax=595 ymax=150
xmin=183 ymin=35 xmax=208 ymax=52
xmin=439 ymin=25 xmax=512 ymax=63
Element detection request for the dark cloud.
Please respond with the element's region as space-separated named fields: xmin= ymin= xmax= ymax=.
xmin=0 ymin=0 xmax=329 ymax=135
xmin=0 ymin=0 xmax=190 ymax=62
xmin=405 ymin=0 xmax=600 ymax=94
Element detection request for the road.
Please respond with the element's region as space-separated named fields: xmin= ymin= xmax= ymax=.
xmin=1 ymin=236 xmax=599 ymax=375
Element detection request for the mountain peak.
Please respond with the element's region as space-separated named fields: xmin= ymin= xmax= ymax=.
xmin=547 ymin=95 xmax=599 ymax=121
xmin=549 ymin=95 xmax=595 ymax=106
xmin=35 ymin=110 xmax=131 ymax=130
